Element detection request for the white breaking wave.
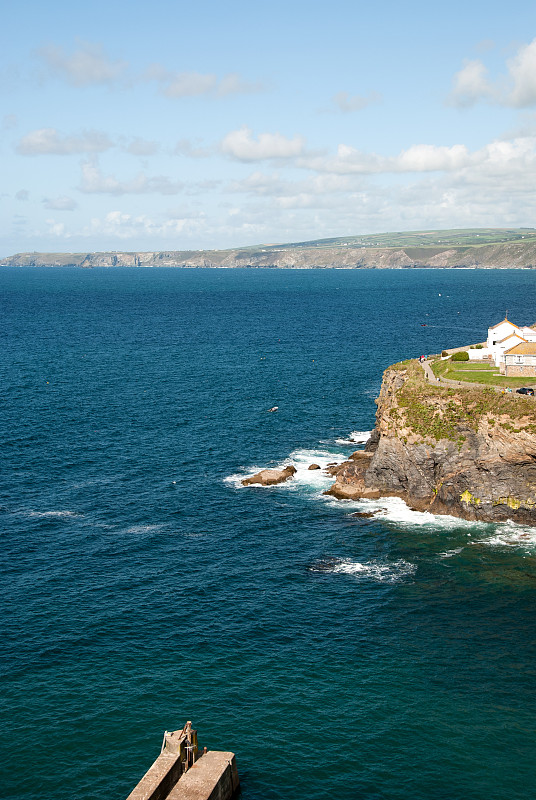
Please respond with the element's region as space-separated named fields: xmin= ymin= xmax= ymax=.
xmin=123 ymin=524 xmax=165 ymax=534
xmin=335 ymin=430 xmax=372 ymax=445
xmin=438 ymin=548 xmax=464 ymax=558
xmin=25 ymin=510 xmax=81 ymax=519
xmin=473 ymin=520 xmax=536 ymax=549
xmin=225 ymin=447 xmax=348 ymax=491
xmin=309 ymin=557 xmax=416 ymax=582
xmin=226 ymin=443 xmax=536 ymax=551
xmin=324 ymin=495 xmax=474 ymax=529
xmin=334 ymin=496 xmax=536 ymax=550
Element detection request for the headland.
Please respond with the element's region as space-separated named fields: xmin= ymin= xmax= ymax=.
xmin=326 ymin=358 xmax=536 ymax=525
xmin=3 ymin=227 xmax=536 ymax=269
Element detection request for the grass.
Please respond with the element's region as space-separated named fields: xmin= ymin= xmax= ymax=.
xmin=279 ymin=227 xmax=536 ymax=250
xmin=431 ymin=359 xmax=536 ymax=388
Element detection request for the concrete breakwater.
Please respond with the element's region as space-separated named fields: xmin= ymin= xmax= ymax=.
xmin=126 ymin=723 xmax=239 ymax=800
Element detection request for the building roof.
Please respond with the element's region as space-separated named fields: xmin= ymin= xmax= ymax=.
xmin=505 ymin=342 xmax=536 ymax=355
xmin=489 ymin=317 xmax=521 ymax=331
xmin=497 ymin=333 xmax=526 ymax=344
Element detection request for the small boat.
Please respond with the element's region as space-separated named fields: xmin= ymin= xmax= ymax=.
xmin=267 ymin=406 xmax=279 ymax=412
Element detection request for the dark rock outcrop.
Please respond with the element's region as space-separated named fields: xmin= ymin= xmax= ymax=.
xmin=327 ymin=360 xmax=536 ymax=524
xmin=350 ymin=511 xmax=378 ymax=519
xmin=308 ymin=464 xmax=321 ymax=470
xmin=242 ymin=465 xmax=297 ymax=486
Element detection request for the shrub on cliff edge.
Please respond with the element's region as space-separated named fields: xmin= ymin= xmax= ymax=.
xmin=451 ymin=351 xmax=469 ymax=362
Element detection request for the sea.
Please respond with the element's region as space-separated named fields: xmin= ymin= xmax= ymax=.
xmin=2 ymin=266 xmax=536 ymax=800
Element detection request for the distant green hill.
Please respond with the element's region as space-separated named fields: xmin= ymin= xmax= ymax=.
xmin=261 ymin=227 xmax=536 ymax=250
xmin=3 ymin=228 xmax=536 ymax=269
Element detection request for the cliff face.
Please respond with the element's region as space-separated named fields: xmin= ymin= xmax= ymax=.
xmin=3 ymin=239 xmax=536 ymax=269
xmin=328 ymin=361 xmax=536 ymax=524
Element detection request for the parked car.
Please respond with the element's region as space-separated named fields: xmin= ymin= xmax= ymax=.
xmin=516 ymin=387 xmax=535 ymax=396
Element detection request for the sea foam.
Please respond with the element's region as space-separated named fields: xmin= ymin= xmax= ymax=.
xmin=309 ymin=557 xmax=416 ymax=583
xmin=335 ymin=430 xmax=372 ymax=445
xmin=24 ymin=510 xmax=81 ymax=519
xmin=225 ymin=447 xmax=347 ymax=491
xmin=473 ymin=520 xmax=536 ymax=549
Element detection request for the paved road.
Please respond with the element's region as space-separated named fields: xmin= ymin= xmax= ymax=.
xmin=421 ymin=359 xmax=436 ymax=383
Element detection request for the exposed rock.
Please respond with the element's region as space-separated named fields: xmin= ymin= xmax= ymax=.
xmin=325 ymin=461 xmax=351 ymax=476
xmin=308 ymin=463 xmax=321 ymax=470
xmin=350 ymin=511 xmax=378 ymax=518
xmin=364 ymin=429 xmax=380 ymax=453
xmin=242 ymin=465 xmax=297 ymax=486
xmin=324 ymin=482 xmax=381 ymax=500
xmin=348 ymin=450 xmax=373 ymax=460
xmin=327 ymin=360 xmax=536 ymax=524
xmin=324 ymin=452 xmax=373 ymax=497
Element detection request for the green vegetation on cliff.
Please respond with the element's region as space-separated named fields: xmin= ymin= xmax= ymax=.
xmin=388 ymin=360 xmax=536 ymax=444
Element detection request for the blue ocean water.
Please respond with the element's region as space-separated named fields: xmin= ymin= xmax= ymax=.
xmin=1 ymin=267 xmax=536 ymax=800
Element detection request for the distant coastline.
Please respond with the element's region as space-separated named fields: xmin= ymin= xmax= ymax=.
xmin=3 ymin=227 xmax=536 ymax=270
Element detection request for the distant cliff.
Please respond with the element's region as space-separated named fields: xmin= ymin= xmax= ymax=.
xmin=327 ymin=361 xmax=536 ymax=525
xmin=3 ymin=238 xmax=536 ymax=270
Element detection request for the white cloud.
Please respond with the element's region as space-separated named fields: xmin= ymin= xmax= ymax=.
xmin=42 ymin=196 xmax=77 ymax=210
xmin=217 ymin=132 xmax=536 ymax=236
xmin=46 ymin=219 xmax=66 ymax=237
xmin=507 ymin=39 xmax=536 ymax=108
xmin=217 ymin=73 xmax=264 ymax=96
xmin=144 ymin=65 xmax=263 ymax=98
xmin=83 ymin=210 xmax=205 ymax=239
xmin=396 ymin=143 xmax=470 ymax=172
xmin=228 ymin=171 xmax=290 ymax=195
xmin=221 ymin=127 xmax=306 ymax=161
xmin=449 ymin=37 xmax=536 ymax=108
xmin=15 ymin=189 xmax=29 ymax=201
xmin=161 ymin=71 xmax=217 ymax=97
xmin=332 ymin=91 xmax=381 ymax=112
xmin=298 ymin=142 xmax=471 ymax=175
xmin=79 ymin=161 xmax=184 ymax=195
xmin=16 ymin=128 xmax=113 ymax=155
xmin=448 ymin=59 xmax=492 ymax=108
xmin=174 ymin=138 xmax=213 ymax=158
xmin=37 ymin=41 xmax=128 ymax=87
xmin=123 ymin=137 xmax=159 ymax=156
xmin=34 ymin=40 xmax=262 ymax=102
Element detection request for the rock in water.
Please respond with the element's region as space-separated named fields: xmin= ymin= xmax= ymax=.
xmin=242 ymin=465 xmax=297 ymax=486
xmin=349 ymin=450 xmax=373 ymax=461
xmin=308 ymin=464 xmax=321 ymax=470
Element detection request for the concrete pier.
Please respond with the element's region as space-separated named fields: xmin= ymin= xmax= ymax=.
xmin=125 ymin=724 xmax=239 ymax=800
xmin=167 ymin=752 xmax=239 ymax=800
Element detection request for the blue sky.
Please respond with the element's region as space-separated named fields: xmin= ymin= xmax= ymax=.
xmin=2 ymin=0 xmax=536 ymax=254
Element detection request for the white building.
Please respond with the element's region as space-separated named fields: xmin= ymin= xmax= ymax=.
xmin=485 ymin=317 xmax=536 ymax=368
xmin=504 ymin=342 xmax=536 ymax=377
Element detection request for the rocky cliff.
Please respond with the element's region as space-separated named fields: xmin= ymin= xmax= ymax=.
xmin=327 ymin=361 xmax=536 ymax=524
xmin=4 ymin=239 xmax=536 ymax=270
